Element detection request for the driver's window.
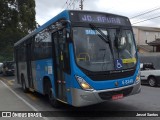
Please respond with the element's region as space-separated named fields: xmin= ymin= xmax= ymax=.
xmin=73 ymin=28 xmax=89 ymax=62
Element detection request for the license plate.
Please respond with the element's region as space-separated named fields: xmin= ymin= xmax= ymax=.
xmin=112 ymin=94 xmax=123 ymax=100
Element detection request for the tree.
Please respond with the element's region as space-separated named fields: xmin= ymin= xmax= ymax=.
xmin=17 ymin=0 xmax=36 ymax=33
xmin=0 ymin=0 xmax=36 ymax=61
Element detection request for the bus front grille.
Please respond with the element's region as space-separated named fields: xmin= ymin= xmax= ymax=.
xmin=88 ymin=70 xmax=135 ymax=80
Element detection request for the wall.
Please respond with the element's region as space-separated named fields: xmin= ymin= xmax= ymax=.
xmin=133 ymin=27 xmax=160 ymax=45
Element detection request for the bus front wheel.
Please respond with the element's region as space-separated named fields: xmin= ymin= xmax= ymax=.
xmin=46 ymin=81 xmax=60 ymax=108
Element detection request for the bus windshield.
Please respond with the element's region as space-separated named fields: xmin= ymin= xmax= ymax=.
xmin=73 ymin=27 xmax=137 ymax=72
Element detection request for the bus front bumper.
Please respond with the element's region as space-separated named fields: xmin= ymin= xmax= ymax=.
xmin=71 ymin=81 xmax=141 ymax=107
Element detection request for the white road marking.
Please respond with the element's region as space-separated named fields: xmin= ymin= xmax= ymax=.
xmin=0 ymin=80 xmax=50 ymax=120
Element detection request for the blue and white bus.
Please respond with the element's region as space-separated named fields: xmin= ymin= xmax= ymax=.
xmin=14 ymin=10 xmax=141 ymax=107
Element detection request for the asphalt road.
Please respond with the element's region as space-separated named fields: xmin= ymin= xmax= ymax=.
xmin=0 ymin=75 xmax=160 ymax=120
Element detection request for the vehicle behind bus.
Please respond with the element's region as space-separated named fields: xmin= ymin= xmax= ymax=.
xmin=14 ymin=10 xmax=141 ymax=107
xmin=2 ymin=61 xmax=15 ymax=76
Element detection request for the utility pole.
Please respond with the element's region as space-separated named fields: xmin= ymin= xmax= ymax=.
xmin=79 ymin=0 xmax=84 ymax=10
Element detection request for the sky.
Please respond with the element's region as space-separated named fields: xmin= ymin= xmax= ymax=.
xmin=35 ymin=0 xmax=160 ymax=27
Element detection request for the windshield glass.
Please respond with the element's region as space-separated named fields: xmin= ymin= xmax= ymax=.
xmin=73 ymin=27 xmax=137 ymax=72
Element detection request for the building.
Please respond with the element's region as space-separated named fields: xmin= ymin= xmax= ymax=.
xmin=132 ymin=26 xmax=160 ymax=52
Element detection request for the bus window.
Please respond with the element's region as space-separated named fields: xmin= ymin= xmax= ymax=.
xmin=34 ymin=30 xmax=52 ymax=60
xmin=73 ymin=27 xmax=114 ymax=71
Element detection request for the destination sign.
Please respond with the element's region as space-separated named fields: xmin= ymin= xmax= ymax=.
xmin=70 ymin=11 xmax=130 ymax=26
xmin=80 ymin=14 xmax=121 ymax=23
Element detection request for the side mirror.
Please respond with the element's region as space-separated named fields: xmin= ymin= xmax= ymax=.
xmin=115 ymin=36 xmax=127 ymax=50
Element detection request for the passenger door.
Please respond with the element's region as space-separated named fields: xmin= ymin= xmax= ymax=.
xmin=52 ymin=29 xmax=70 ymax=102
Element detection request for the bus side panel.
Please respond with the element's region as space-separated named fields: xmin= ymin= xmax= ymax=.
xmin=15 ymin=62 xmax=19 ymax=84
xmin=64 ymin=73 xmax=72 ymax=105
xmin=70 ymin=44 xmax=83 ymax=89
xmin=17 ymin=62 xmax=28 ymax=87
xmin=31 ymin=61 xmax=37 ymax=90
xmin=64 ymin=44 xmax=83 ymax=105
xmin=35 ymin=59 xmax=54 ymax=94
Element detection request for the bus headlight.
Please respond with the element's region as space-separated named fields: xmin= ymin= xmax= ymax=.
xmin=75 ymin=75 xmax=94 ymax=91
xmin=135 ymin=71 xmax=141 ymax=84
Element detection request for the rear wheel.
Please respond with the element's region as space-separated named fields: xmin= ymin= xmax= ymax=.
xmin=21 ymin=75 xmax=28 ymax=93
xmin=148 ymin=77 xmax=156 ymax=87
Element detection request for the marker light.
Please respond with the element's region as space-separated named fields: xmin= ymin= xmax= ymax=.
xmin=135 ymin=71 xmax=141 ymax=84
xmin=75 ymin=76 xmax=94 ymax=91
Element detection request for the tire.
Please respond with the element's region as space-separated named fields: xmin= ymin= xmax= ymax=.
xmin=46 ymin=81 xmax=60 ymax=108
xmin=148 ymin=77 xmax=157 ymax=87
xmin=21 ymin=75 xmax=28 ymax=93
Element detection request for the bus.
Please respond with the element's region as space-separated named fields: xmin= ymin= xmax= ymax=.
xmin=14 ymin=10 xmax=141 ymax=107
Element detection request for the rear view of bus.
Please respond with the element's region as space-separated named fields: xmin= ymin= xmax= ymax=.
xmin=14 ymin=10 xmax=141 ymax=107
xmin=69 ymin=11 xmax=141 ymax=106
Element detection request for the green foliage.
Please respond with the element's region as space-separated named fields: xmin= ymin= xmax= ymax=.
xmin=17 ymin=0 xmax=36 ymax=33
xmin=0 ymin=0 xmax=36 ymax=62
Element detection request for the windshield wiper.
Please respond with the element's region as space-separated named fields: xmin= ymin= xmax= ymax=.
xmin=89 ymin=24 xmax=115 ymax=68
xmin=89 ymin=24 xmax=109 ymax=44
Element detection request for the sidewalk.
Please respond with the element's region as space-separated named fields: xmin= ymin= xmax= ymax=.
xmin=0 ymin=80 xmax=46 ymax=120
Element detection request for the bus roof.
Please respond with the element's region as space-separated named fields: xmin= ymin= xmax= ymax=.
xmin=14 ymin=10 xmax=129 ymax=47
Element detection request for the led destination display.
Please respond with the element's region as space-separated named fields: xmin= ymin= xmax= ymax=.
xmin=70 ymin=11 xmax=130 ymax=26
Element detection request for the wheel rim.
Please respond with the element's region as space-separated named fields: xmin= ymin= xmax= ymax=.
xmin=149 ymin=78 xmax=155 ymax=86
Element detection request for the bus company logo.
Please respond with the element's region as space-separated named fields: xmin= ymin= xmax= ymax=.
xmin=114 ymin=81 xmax=119 ymax=87
xmin=2 ymin=112 xmax=11 ymax=117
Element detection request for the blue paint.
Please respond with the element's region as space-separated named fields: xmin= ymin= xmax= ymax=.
xmin=35 ymin=59 xmax=54 ymax=94
xmin=73 ymin=60 xmax=140 ymax=90
xmin=85 ymin=30 xmax=96 ymax=35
